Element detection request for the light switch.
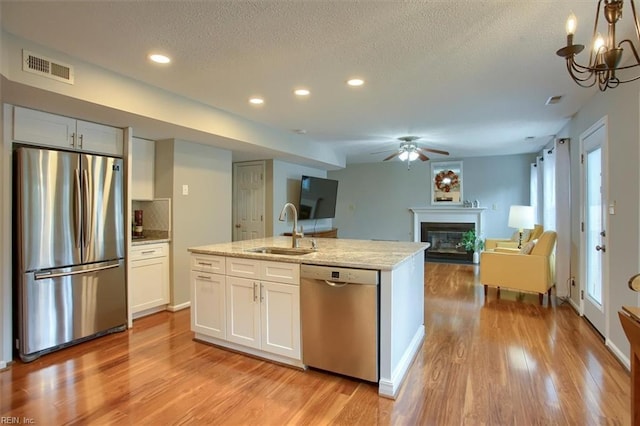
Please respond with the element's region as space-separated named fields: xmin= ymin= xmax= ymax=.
xmin=608 ymin=201 xmax=615 ymax=215
xmin=182 ymin=184 xmax=189 ymax=196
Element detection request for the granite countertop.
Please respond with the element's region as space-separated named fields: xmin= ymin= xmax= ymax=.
xmin=132 ymin=237 xmax=171 ymax=246
xmin=188 ymin=236 xmax=428 ymax=270
xmin=132 ymin=230 xmax=171 ymax=246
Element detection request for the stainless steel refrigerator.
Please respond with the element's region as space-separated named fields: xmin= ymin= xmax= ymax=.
xmin=14 ymin=146 xmax=126 ymax=362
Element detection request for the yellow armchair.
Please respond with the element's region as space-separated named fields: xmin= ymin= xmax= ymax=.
xmin=484 ymin=224 xmax=544 ymax=250
xmin=480 ymin=231 xmax=557 ymax=304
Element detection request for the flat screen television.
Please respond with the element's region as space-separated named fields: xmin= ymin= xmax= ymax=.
xmin=297 ymin=175 xmax=339 ymax=220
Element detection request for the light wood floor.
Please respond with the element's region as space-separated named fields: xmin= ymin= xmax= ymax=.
xmin=1 ymin=263 xmax=631 ymax=425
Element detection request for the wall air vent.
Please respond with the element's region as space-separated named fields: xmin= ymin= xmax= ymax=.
xmin=545 ymin=95 xmax=562 ymax=105
xmin=22 ymin=50 xmax=74 ymax=84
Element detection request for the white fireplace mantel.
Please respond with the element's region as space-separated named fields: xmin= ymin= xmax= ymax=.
xmin=410 ymin=207 xmax=487 ymax=242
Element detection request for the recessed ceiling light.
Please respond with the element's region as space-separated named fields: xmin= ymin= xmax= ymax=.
xmin=294 ymin=88 xmax=310 ymax=96
xmin=249 ymin=97 xmax=264 ymax=105
xmin=347 ymin=78 xmax=365 ymax=87
xmin=149 ymin=54 xmax=171 ymax=64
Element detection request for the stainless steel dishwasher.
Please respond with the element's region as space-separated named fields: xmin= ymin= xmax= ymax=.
xmin=300 ymin=264 xmax=379 ymax=382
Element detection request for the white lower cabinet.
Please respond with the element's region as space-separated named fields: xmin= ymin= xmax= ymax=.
xmin=130 ymin=243 xmax=169 ymax=316
xmin=226 ymin=276 xmax=261 ymax=348
xmin=191 ymin=271 xmax=226 ymax=339
xmin=190 ymin=254 xmax=301 ymax=363
xmin=260 ymin=280 xmax=300 ymax=359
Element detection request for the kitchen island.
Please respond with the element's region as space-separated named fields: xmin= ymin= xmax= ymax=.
xmin=188 ymin=236 xmax=427 ymax=399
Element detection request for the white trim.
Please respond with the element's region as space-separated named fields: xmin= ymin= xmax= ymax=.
xmin=378 ymin=325 xmax=425 ymax=399
xmin=167 ymin=301 xmax=191 ymax=312
xmin=1 ymin=104 xmax=14 ymax=366
xmin=194 ymin=333 xmax=305 ymax=369
xmin=579 ymin=116 xmax=609 ymax=338
xmin=568 ymin=296 xmax=582 ymax=315
xmin=409 ymin=207 xmax=487 ymax=242
xmin=132 ymin=305 xmax=167 ymax=320
xmin=606 ymin=338 xmax=631 ymax=371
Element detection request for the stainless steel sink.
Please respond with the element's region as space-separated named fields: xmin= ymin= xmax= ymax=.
xmin=246 ymin=246 xmax=314 ymax=256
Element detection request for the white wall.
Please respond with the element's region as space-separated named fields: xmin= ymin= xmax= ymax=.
xmin=563 ymin=82 xmax=640 ymax=361
xmin=155 ymin=139 xmax=232 ymax=307
xmin=329 ymin=154 xmax=536 ymax=241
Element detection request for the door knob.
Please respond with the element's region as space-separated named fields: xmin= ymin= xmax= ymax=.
xmin=596 ymin=245 xmax=606 ymax=252
xmin=235 ymin=224 xmax=241 ymax=228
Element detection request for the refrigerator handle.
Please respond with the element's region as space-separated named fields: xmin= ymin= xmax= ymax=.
xmin=74 ymin=169 xmax=82 ymax=248
xmin=82 ymin=169 xmax=90 ymax=249
xmin=34 ymin=261 xmax=120 ymax=280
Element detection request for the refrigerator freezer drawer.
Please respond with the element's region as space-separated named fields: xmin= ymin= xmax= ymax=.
xmin=19 ymin=260 xmax=127 ymax=361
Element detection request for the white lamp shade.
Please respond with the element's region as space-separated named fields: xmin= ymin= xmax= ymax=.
xmin=508 ymin=205 xmax=535 ymax=230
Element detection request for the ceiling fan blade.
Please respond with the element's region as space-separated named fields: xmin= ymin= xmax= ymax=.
xmin=383 ymin=152 xmax=401 ymax=161
xmin=417 ymin=152 xmax=430 ymax=161
xmin=370 ymin=148 xmax=396 ymax=155
xmin=418 ymin=147 xmax=450 ymax=156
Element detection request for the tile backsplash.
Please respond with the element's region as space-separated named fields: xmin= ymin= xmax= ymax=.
xmin=132 ymin=198 xmax=171 ymax=234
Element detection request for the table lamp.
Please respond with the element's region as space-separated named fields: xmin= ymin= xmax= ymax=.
xmin=508 ymin=205 xmax=535 ymax=249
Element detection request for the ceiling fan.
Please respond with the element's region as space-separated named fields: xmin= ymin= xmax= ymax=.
xmin=373 ymin=136 xmax=450 ymax=163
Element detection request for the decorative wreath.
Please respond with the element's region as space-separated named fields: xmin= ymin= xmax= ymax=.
xmin=434 ymin=170 xmax=459 ymax=192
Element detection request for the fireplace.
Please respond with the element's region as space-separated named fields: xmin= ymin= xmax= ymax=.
xmin=421 ymin=222 xmax=474 ymax=262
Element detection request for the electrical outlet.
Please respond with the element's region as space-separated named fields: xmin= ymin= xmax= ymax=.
xmin=492 ymin=203 xmax=498 ymax=210
xmin=182 ymin=184 xmax=189 ymax=195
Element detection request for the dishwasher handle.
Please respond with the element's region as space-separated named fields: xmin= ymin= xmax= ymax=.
xmin=324 ymin=280 xmax=348 ymax=288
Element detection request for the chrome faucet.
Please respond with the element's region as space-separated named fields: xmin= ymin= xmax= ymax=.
xmin=279 ymin=202 xmax=304 ymax=248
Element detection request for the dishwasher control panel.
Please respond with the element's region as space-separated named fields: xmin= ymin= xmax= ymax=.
xmin=300 ymin=264 xmax=379 ymax=285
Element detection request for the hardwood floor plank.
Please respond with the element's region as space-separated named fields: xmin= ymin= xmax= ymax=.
xmin=1 ymin=262 xmax=631 ymax=425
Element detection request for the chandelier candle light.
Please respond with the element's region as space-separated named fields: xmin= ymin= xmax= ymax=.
xmin=556 ymin=0 xmax=640 ymax=91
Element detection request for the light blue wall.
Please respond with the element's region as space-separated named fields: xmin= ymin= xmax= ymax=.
xmin=328 ymin=153 xmax=536 ymax=241
xmin=271 ymin=160 xmax=333 ymax=237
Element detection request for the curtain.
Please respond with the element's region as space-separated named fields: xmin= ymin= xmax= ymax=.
xmin=530 ymin=162 xmax=539 ymax=224
xmin=543 ymin=148 xmax=556 ymax=231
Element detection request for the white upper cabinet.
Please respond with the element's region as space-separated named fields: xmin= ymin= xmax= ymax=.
xmin=131 ymin=137 xmax=155 ymax=200
xmin=13 ymin=106 xmax=123 ymax=156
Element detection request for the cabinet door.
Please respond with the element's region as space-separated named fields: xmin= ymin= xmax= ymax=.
xmin=191 ymin=271 xmax=226 ymax=339
xmin=131 ymin=137 xmax=155 ymax=200
xmin=13 ymin=106 xmax=75 ymax=150
xmin=226 ymin=276 xmax=261 ymax=349
xmin=260 ymin=281 xmax=301 ymax=360
xmin=130 ymin=256 xmax=169 ymax=313
xmin=76 ymin=120 xmax=124 ymax=156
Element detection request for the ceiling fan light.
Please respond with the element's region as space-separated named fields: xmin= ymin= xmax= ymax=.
xmin=408 ymin=151 xmax=419 ymax=161
xmin=398 ymin=151 xmax=409 ymax=161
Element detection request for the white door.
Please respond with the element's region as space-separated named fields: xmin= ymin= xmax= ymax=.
xmin=580 ymin=117 xmax=608 ymax=337
xmin=233 ymin=161 xmax=265 ymax=241
xmin=260 ymin=281 xmax=300 ymax=359
xmin=191 ymin=271 xmax=226 ymax=340
xmin=226 ymin=276 xmax=261 ymax=349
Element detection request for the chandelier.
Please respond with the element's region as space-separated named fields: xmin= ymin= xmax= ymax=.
xmin=556 ymin=0 xmax=640 ymax=91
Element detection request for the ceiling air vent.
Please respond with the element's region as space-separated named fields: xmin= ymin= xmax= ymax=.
xmin=22 ymin=50 xmax=74 ymax=84
xmin=545 ymin=95 xmax=562 ymax=105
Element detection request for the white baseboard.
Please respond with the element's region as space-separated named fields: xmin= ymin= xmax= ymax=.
xmin=167 ymin=301 xmax=190 ymax=312
xmin=568 ymin=297 xmax=581 ymax=314
xmin=606 ymin=338 xmax=631 ymax=371
xmin=0 ymin=360 xmax=6 ymax=370
xmin=378 ymin=325 xmax=425 ymax=399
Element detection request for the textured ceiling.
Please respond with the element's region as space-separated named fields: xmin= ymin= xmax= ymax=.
xmin=0 ymin=1 xmax=628 ymax=164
